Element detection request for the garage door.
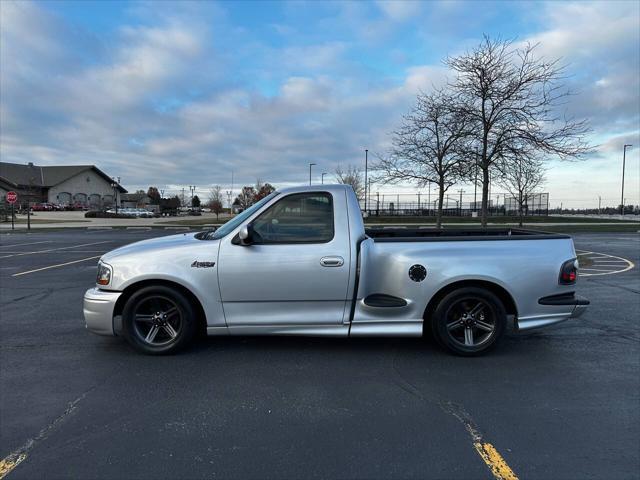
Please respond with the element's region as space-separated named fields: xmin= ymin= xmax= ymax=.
xmin=89 ymin=194 xmax=101 ymax=208
xmin=58 ymin=192 xmax=72 ymax=205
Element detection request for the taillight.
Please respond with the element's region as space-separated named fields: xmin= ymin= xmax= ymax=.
xmin=559 ymin=259 xmax=578 ymax=285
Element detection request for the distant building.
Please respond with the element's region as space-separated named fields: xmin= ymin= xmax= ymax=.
xmin=120 ymin=193 xmax=159 ymax=212
xmin=0 ymin=162 xmax=126 ymax=209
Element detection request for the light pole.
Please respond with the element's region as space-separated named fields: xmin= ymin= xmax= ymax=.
xmin=226 ymin=190 xmax=232 ymax=213
xmin=598 ymin=196 xmax=601 ymax=215
xmin=621 ymin=144 xmax=633 ymax=215
xmin=189 ymin=185 xmax=196 ymax=207
xmin=364 ymin=149 xmax=368 ymax=213
xmin=227 ymin=170 xmax=234 ymax=214
xmin=458 ymin=189 xmax=465 ymax=216
xmin=321 ymin=172 xmax=327 ymax=184
xmin=309 ymin=163 xmax=316 ymax=186
xmin=110 ymin=181 xmax=119 ymax=215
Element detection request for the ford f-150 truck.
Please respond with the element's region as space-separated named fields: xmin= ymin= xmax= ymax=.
xmin=84 ymin=184 xmax=588 ymax=356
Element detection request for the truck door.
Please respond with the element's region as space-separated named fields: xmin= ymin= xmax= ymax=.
xmin=218 ymin=190 xmax=351 ymax=326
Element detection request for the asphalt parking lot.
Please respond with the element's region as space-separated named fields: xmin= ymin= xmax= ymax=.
xmin=1 ymin=229 xmax=639 ymax=480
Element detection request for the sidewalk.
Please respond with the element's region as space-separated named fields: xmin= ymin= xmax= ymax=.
xmin=0 ymin=211 xmax=222 ymax=230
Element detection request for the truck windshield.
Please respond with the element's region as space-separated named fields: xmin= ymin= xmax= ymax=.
xmin=210 ymin=192 xmax=279 ymax=240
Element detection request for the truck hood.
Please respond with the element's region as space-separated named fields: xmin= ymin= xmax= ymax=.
xmin=101 ymin=232 xmax=206 ymax=264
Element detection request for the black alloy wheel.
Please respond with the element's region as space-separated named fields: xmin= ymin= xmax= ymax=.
xmin=122 ymin=285 xmax=197 ymax=355
xmin=431 ymin=287 xmax=506 ymax=356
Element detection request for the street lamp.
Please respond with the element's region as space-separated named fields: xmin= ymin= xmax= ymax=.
xmin=110 ymin=180 xmax=119 ymax=214
xmin=309 ymin=163 xmax=316 ymax=185
xmin=621 ymin=144 xmax=633 ymax=215
xmin=321 ymin=172 xmax=327 ymax=184
xmin=189 ymin=185 xmax=196 ymax=208
xmin=226 ymin=190 xmax=233 ymax=213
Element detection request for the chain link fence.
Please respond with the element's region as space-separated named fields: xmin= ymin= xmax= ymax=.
xmin=360 ymin=192 xmax=549 ymax=217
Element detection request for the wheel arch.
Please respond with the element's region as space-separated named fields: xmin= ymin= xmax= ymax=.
xmin=423 ymin=279 xmax=518 ymax=331
xmin=113 ymin=279 xmax=207 ymax=335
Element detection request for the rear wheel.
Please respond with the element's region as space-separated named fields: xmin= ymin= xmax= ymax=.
xmin=122 ymin=286 xmax=197 ymax=355
xmin=431 ymin=287 xmax=506 ymax=356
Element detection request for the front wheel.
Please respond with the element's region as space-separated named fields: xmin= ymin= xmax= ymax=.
xmin=122 ymin=286 xmax=197 ymax=355
xmin=431 ymin=287 xmax=506 ymax=356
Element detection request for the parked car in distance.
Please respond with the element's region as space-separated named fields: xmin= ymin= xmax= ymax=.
xmin=84 ymin=184 xmax=589 ymax=356
xmin=70 ymin=202 xmax=89 ymax=211
xmin=30 ymin=203 xmax=54 ymax=211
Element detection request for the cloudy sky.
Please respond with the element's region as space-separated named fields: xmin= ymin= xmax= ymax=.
xmin=1 ymin=0 xmax=638 ymax=207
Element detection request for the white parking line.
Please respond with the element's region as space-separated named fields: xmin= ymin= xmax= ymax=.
xmin=588 ymin=262 xmax=628 ymax=265
xmin=577 ymin=250 xmax=635 ymax=277
xmin=0 ymin=241 xmax=111 ymax=259
xmin=0 ymin=240 xmax=53 ymax=249
xmin=11 ymin=256 xmax=102 ymax=277
xmin=581 ymin=268 xmax=621 ymax=272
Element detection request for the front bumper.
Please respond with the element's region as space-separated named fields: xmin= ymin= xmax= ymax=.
xmin=84 ymin=288 xmax=122 ymax=336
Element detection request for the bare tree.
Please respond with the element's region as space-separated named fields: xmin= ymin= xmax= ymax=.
xmin=376 ymin=89 xmax=469 ymax=227
xmin=208 ymin=185 xmax=224 ymax=219
xmin=254 ymin=179 xmax=276 ymax=201
xmin=335 ymin=165 xmax=364 ymax=201
xmin=495 ymin=153 xmax=546 ymax=227
xmin=235 ymin=186 xmax=256 ymax=210
xmin=447 ymin=35 xmax=592 ymax=226
xmin=147 ymin=187 xmax=161 ymax=204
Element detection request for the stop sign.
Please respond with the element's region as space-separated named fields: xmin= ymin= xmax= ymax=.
xmin=6 ymin=191 xmax=17 ymax=204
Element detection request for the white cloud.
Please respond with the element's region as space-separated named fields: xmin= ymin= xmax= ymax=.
xmin=0 ymin=1 xmax=637 ymax=205
xmin=375 ymin=1 xmax=422 ymax=22
xmin=521 ymin=1 xmax=639 ymax=132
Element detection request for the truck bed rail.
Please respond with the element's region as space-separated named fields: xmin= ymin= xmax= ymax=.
xmin=365 ymin=227 xmax=570 ymax=242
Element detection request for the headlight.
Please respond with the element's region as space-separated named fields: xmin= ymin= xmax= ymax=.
xmin=96 ymin=261 xmax=112 ymax=286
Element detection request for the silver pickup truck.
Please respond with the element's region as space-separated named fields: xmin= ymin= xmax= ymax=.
xmin=84 ymin=184 xmax=588 ymax=356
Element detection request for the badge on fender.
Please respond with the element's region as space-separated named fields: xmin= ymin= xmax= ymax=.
xmin=191 ymin=261 xmax=216 ymax=268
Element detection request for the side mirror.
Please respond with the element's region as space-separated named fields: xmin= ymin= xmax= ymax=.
xmin=238 ymin=224 xmax=254 ymax=245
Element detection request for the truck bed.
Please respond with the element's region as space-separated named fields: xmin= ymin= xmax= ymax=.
xmin=365 ymin=227 xmax=569 ymax=242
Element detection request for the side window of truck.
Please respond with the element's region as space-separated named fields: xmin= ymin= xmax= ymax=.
xmin=252 ymin=192 xmax=334 ymax=244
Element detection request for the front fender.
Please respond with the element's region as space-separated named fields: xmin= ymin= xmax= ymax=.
xmin=105 ymin=240 xmax=224 ymax=328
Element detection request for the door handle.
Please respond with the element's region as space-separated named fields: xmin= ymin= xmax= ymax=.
xmin=320 ymin=256 xmax=344 ymax=267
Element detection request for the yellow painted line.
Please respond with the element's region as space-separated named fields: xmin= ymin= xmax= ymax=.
xmin=0 ymin=241 xmax=111 ymax=259
xmin=441 ymin=401 xmax=519 ymax=480
xmin=12 ymin=255 xmax=102 ymax=277
xmin=474 ymin=442 xmax=519 ymax=480
xmin=0 ymin=453 xmax=27 ymax=479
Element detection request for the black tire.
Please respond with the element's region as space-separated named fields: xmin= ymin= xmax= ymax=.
xmin=122 ymin=285 xmax=197 ymax=355
xmin=430 ymin=287 xmax=506 ymax=356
